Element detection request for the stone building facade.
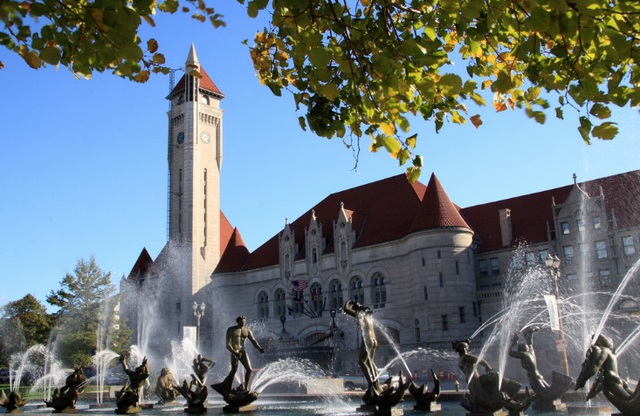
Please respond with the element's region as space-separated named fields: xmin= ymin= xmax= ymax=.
xmin=122 ymin=46 xmax=640 ymax=376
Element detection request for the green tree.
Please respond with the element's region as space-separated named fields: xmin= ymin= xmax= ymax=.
xmin=46 ymin=257 xmax=130 ymax=367
xmin=2 ymin=294 xmax=53 ymax=346
xmin=2 ymin=0 xmax=638 ymax=178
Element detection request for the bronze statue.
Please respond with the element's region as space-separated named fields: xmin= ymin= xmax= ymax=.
xmin=575 ymin=334 xmax=640 ymax=416
xmin=176 ymin=375 xmax=208 ymax=414
xmin=192 ymin=354 xmax=214 ymax=383
xmin=154 ymin=368 xmax=179 ymax=405
xmin=0 ymin=390 xmax=28 ymax=413
xmin=115 ymin=355 xmax=150 ymax=414
xmin=409 ymin=369 xmax=441 ymax=412
xmin=211 ymin=316 xmax=264 ymax=411
xmin=221 ymin=316 xmax=264 ymax=391
xmin=343 ymin=300 xmax=410 ymax=410
xmin=343 ymin=300 xmax=381 ymax=396
xmin=452 ymin=339 xmax=534 ymax=414
xmin=43 ymin=367 xmax=86 ymax=413
xmin=509 ymin=325 xmax=573 ymax=408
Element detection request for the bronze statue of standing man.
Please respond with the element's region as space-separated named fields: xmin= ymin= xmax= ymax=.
xmin=221 ymin=316 xmax=264 ymax=391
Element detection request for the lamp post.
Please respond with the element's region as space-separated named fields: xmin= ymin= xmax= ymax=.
xmin=545 ymin=254 xmax=570 ymax=376
xmin=193 ymin=301 xmax=205 ymax=351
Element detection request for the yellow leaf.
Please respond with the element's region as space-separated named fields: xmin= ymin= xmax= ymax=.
xmin=380 ymin=123 xmax=396 ymax=136
xmin=405 ymin=133 xmax=417 ymax=149
xmin=133 ymin=70 xmax=150 ymax=83
xmin=142 ymin=15 xmax=156 ymax=27
xmin=493 ymin=101 xmax=507 ymax=112
xmin=147 ymin=38 xmax=159 ymax=53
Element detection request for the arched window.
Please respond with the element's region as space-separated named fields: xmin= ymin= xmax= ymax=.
xmin=349 ymin=276 xmax=364 ymax=304
xmin=372 ymin=272 xmax=387 ymax=309
xmin=274 ymin=289 xmax=286 ymax=317
xmin=310 ymin=282 xmax=323 ymax=314
xmin=414 ymin=319 xmax=421 ymax=343
xmin=312 ymin=248 xmax=318 ymax=264
xmin=257 ymin=291 xmax=269 ymax=319
xmin=329 ymin=279 xmax=343 ymax=310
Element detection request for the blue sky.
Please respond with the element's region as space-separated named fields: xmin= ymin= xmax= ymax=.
xmin=1 ymin=2 xmax=638 ymax=308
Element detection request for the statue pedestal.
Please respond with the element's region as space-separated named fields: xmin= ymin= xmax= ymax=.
xmin=53 ymin=408 xmax=78 ymax=414
xmin=566 ymin=404 xmax=611 ymax=415
xmin=533 ymin=399 xmax=566 ymax=412
xmin=115 ymin=406 xmax=142 ymax=414
xmin=355 ymin=404 xmax=404 ymax=416
xmin=184 ymin=405 xmax=207 ymax=414
xmin=222 ymin=404 xmax=256 ymax=413
xmin=413 ymin=402 xmax=442 ymax=412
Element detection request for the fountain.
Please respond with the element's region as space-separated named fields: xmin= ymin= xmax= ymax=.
xmin=0 ymin=390 xmax=28 ymax=414
xmin=343 ymin=300 xmax=410 ymax=416
xmin=211 ymin=316 xmax=264 ymax=412
xmin=574 ymin=334 xmax=640 ymax=416
xmin=569 ymin=257 xmax=640 ymax=416
xmin=509 ymin=325 xmax=574 ymax=411
xmin=43 ymin=367 xmax=87 ymax=413
xmin=114 ymin=354 xmax=149 ymax=414
xmin=153 ymin=368 xmax=179 ymax=405
xmin=451 ymin=339 xmax=533 ymax=415
xmin=408 ymin=369 xmax=441 ymax=412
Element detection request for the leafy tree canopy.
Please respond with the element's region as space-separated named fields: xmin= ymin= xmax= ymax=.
xmin=2 ymin=294 xmax=53 ymax=346
xmin=0 ymin=294 xmax=53 ymax=366
xmin=2 ymin=0 xmax=638 ymax=179
xmin=46 ymin=257 xmax=127 ymax=366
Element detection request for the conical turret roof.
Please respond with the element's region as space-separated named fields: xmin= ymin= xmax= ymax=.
xmin=409 ymin=173 xmax=470 ymax=232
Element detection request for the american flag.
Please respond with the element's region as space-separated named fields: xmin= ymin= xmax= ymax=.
xmin=291 ymin=280 xmax=308 ymax=292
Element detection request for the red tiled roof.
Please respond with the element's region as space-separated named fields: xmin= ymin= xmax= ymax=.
xmin=239 ymin=174 xmax=433 ymax=271
xmin=581 ymin=170 xmax=640 ymax=229
xmin=170 ymin=67 xmax=224 ymax=98
xmin=216 ymin=211 xmax=250 ymax=272
xmin=461 ymin=187 xmax=571 ymax=252
xmin=461 ymin=170 xmax=640 ymax=253
xmin=409 ymin=173 xmax=470 ymax=232
xmin=127 ymin=247 xmax=153 ymax=279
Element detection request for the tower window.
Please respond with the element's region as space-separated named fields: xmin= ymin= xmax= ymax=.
xmin=203 ymin=169 xmax=207 ymax=247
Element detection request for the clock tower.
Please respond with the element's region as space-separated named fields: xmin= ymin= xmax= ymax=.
xmin=166 ymin=44 xmax=224 ymax=296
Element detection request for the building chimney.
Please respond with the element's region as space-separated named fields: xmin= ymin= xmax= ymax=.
xmin=499 ymin=208 xmax=512 ymax=247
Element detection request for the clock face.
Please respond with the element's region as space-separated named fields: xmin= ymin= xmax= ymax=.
xmin=201 ymin=131 xmax=211 ymax=144
xmin=177 ymin=132 xmax=185 ymax=144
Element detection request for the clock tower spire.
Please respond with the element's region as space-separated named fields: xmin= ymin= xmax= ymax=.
xmin=167 ymin=44 xmax=224 ymax=295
